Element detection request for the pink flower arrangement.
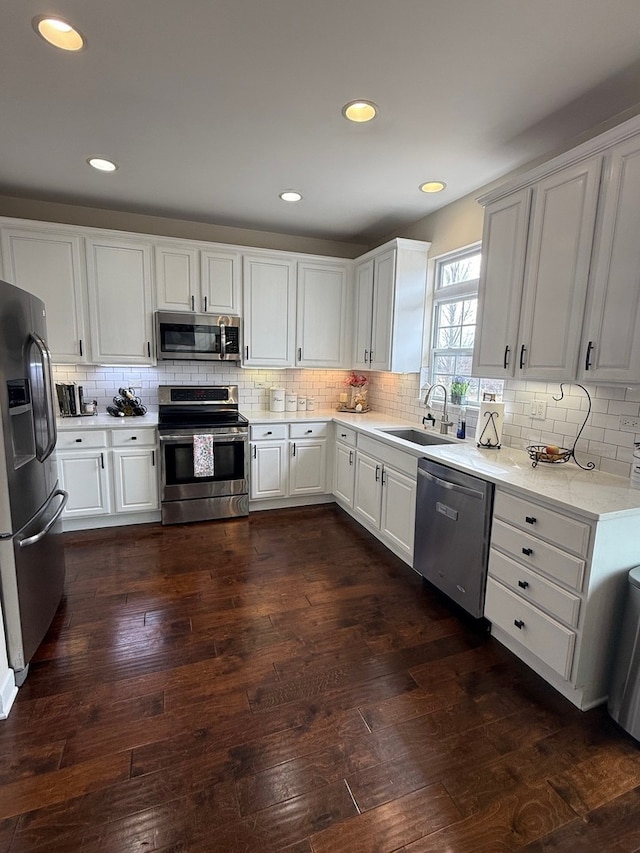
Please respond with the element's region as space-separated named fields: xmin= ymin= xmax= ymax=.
xmin=344 ymin=371 xmax=368 ymax=387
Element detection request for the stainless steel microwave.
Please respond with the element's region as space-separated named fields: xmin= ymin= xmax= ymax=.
xmin=155 ymin=312 xmax=241 ymax=362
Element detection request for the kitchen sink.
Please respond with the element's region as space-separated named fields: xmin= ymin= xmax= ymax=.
xmin=379 ymin=427 xmax=457 ymax=446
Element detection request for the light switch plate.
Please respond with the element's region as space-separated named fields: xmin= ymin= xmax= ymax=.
xmin=530 ymin=401 xmax=547 ymax=420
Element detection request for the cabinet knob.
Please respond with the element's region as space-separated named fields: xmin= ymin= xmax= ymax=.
xmin=522 ymin=547 xmax=533 ymax=556
xmin=340 ymin=433 xmax=347 ymax=438
xmin=525 ymin=516 xmax=536 ymax=524
xmin=518 ymin=580 xmax=529 ymax=589
xmin=514 ymin=619 xmax=525 ymax=629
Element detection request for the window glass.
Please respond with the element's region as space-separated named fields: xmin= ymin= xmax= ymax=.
xmin=428 ymin=247 xmax=503 ymax=405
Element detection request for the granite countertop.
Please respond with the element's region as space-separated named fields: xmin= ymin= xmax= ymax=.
xmin=57 ymin=407 xmax=640 ymax=520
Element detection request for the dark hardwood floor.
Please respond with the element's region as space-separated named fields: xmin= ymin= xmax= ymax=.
xmin=1 ymin=504 xmax=640 ymax=852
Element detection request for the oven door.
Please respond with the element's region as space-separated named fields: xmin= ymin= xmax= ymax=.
xmin=159 ymin=431 xmax=248 ymax=501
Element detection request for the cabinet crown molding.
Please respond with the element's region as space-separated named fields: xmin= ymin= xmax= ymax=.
xmin=478 ymin=112 xmax=640 ymax=207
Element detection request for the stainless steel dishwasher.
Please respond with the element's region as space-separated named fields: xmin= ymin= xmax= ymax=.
xmin=414 ymin=458 xmax=494 ymax=618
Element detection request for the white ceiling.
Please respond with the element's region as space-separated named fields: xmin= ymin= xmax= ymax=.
xmin=4 ymin=0 xmax=640 ymax=245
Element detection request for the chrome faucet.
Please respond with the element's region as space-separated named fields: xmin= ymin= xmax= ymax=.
xmin=423 ymin=384 xmax=454 ymax=435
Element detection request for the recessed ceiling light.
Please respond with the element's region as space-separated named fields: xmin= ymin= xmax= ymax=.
xmin=419 ymin=181 xmax=447 ymax=193
xmin=87 ymin=157 xmax=118 ymax=173
xmin=279 ymin=190 xmax=302 ymax=202
xmin=342 ymin=100 xmax=378 ymax=123
xmin=32 ymin=16 xmax=85 ymax=51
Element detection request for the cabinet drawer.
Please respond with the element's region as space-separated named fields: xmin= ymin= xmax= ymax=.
xmin=488 ymin=548 xmax=581 ymax=627
xmin=289 ymin=421 xmax=328 ymax=439
xmin=334 ymin=425 xmax=357 ymax=447
xmin=493 ymin=490 xmax=590 ymax=556
xmin=491 ymin=519 xmax=585 ymax=591
xmin=56 ymin=429 xmax=108 ymax=449
xmin=111 ymin=427 xmax=156 ymax=447
xmin=485 ymin=577 xmax=576 ymax=680
xmin=250 ymin=424 xmax=287 ymax=441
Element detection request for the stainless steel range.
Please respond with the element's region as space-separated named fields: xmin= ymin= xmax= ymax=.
xmin=158 ymin=385 xmax=249 ymax=525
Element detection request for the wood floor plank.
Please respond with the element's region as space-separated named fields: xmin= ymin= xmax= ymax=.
xmin=2 ymin=506 xmax=639 ymax=852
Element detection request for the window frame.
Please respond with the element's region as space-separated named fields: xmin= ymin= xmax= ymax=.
xmin=423 ymin=243 xmax=500 ymax=407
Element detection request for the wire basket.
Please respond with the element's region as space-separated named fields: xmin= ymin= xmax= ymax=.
xmin=526 ymin=445 xmax=572 ymax=466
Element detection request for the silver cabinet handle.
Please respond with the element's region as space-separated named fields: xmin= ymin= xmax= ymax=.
xmin=375 ymin=465 xmax=380 ymax=482
xmin=349 ymin=450 xmax=353 ymax=465
xmin=364 ymin=349 xmax=369 ymax=363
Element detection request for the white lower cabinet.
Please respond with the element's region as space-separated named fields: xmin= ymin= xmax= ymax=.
xmin=484 ymin=487 xmax=639 ymax=710
xmin=333 ymin=426 xmax=357 ymax=508
xmin=250 ymin=422 xmax=328 ymax=504
xmin=56 ymin=425 xmax=159 ymax=528
xmin=349 ymin=434 xmax=417 ymax=564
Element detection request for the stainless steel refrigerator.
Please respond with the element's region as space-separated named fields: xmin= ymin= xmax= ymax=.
xmin=0 ymin=278 xmax=67 ymax=685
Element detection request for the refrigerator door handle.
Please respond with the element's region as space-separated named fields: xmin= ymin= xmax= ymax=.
xmin=17 ymin=490 xmax=68 ymax=548
xmin=29 ymin=332 xmax=57 ymax=461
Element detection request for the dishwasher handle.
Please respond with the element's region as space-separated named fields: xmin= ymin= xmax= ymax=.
xmin=418 ymin=466 xmax=486 ymax=500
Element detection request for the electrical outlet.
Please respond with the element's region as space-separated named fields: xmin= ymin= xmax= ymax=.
xmin=530 ymin=401 xmax=547 ymax=420
xmin=619 ymin=415 xmax=640 ymax=432
xmin=254 ymin=381 xmax=267 ymax=388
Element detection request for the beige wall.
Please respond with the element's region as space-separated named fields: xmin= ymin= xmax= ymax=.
xmin=0 ymin=194 xmax=367 ymax=259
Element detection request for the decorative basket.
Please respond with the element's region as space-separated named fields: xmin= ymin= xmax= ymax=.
xmin=526 ymin=445 xmax=572 ymax=466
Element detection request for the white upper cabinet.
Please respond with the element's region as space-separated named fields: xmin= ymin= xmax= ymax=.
xmin=243 ymin=254 xmax=297 ymax=366
xmin=579 ymin=135 xmax=640 ymax=383
xmin=473 ymin=157 xmax=602 ymax=380
xmin=352 ymin=238 xmax=429 ymax=373
xmin=296 ymin=260 xmax=351 ymax=369
xmin=155 ymin=242 xmax=241 ymax=315
xmin=86 ymin=237 xmax=155 ymax=364
xmin=0 ymin=224 xmax=89 ymax=363
xmin=472 ymin=190 xmax=531 ymax=378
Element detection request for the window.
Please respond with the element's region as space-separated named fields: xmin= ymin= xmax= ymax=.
xmin=427 ymin=246 xmax=503 ymax=404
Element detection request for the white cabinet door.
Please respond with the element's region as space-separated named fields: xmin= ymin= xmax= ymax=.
xmin=518 ymin=157 xmax=602 ymax=380
xmin=112 ymin=448 xmax=159 ymax=513
xmin=352 ymin=240 xmax=429 ymax=373
xmin=354 ymin=451 xmax=382 ymax=528
xmin=333 ymin=441 xmax=355 ymax=507
xmin=352 ymin=259 xmax=374 ymax=370
xmin=1 ymin=227 xmax=88 ymax=363
xmin=86 ymin=238 xmax=154 ymax=364
xmin=289 ymin=439 xmax=326 ymax=496
xmin=200 ymin=249 xmax=241 ymax=315
xmin=472 ymin=189 xmax=531 ymax=378
xmin=243 ymin=255 xmax=296 ymax=366
xmin=380 ymin=466 xmax=417 ymax=560
xmin=250 ymin=441 xmax=287 ymax=499
xmin=154 ymin=244 xmax=198 ymax=312
xmin=369 ymin=247 xmax=395 ymax=371
xmin=579 ymin=136 xmax=640 ymax=383
xmin=57 ymin=450 xmax=111 ymax=517
xmin=296 ymin=261 xmax=350 ymax=368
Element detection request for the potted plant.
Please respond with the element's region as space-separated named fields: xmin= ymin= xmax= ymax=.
xmin=450 ymin=376 xmax=470 ymax=405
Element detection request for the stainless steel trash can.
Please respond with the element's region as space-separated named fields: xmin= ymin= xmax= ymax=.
xmin=608 ymin=566 xmax=640 ymax=738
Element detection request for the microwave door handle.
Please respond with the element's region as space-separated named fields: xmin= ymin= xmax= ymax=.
xmin=220 ymin=322 xmax=226 ymax=360
xmin=29 ymin=332 xmax=57 ymax=461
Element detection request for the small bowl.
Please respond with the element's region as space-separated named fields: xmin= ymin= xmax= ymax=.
xmin=526 ymin=445 xmax=572 ymax=466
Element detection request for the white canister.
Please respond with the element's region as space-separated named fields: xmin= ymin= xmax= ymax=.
xmin=269 ymin=387 xmax=285 ymax=412
xmin=297 ymin=395 xmax=307 ymax=411
xmin=285 ymin=393 xmax=297 ymax=412
xmin=306 ymin=397 xmax=316 ymax=411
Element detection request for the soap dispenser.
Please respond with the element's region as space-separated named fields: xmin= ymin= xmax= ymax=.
xmin=456 ymin=406 xmax=466 ymax=440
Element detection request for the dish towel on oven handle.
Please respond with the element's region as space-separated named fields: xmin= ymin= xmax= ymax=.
xmin=193 ymin=434 xmax=215 ymax=477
